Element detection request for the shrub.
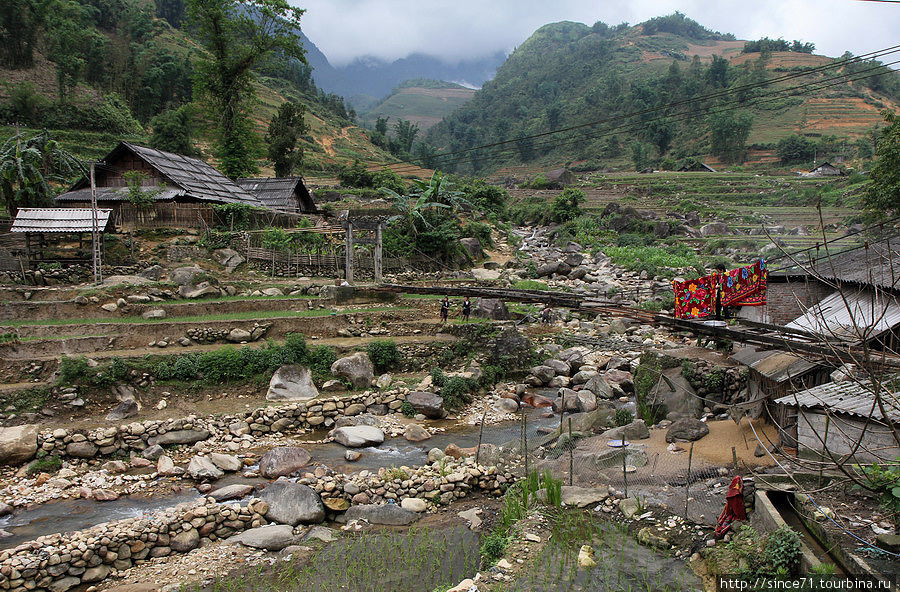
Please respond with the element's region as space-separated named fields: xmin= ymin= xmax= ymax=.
xmin=401 ymin=401 xmax=416 ymax=417
xmin=440 ymin=376 xmax=475 ymax=411
xmin=59 ymin=356 xmax=91 ymax=385
xmin=171 ymin=355 xmax=200 ymax=381
xmin=614 ymin=408 xmax=634 ymax=427
xmin=306 ymin=346 xmax=337 ymax=380
xmin=549 ymin=188 xmax=585 ymax=223
xmin=282 ymin=333 xmax=309 ymax=363
xmin=512 ymin=279 xmax=549 ymax=291
xmin=366 ymin=340 xmax=400 ymax=373
xmin=479 ymin=529 xmax=510 ymax=565
xmin=763 ymin=526 xmax=802 ymax=575
xmin=461 ymin=221 xmax=493 ymax=249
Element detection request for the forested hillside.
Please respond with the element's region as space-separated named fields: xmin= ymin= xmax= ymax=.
xmin=425 ymin=13 xmax=900 ymax=173
xmin=0 ymin=0 xmax=394 ymax=171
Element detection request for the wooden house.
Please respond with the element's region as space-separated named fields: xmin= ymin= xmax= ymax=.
xmin=805 ymin=162 xmax=845 ymax=177
xmin=677 ymin=161 xmax=716 ymax=172
xmin=55 ymin=142 xmax=263 ymax=228
xmin=236 ymin=177 xmax=316 ymax=213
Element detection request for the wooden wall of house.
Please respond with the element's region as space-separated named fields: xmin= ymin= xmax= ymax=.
xmin=95 ymin=155 xmax=162 ymax=188
xmin=795 ymin=408 xmax=899 ymax=463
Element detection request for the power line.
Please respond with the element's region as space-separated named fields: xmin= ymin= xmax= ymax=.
xmin=383 ymin=44 xmax=900 ymax=173
xmin=389 ymin=57 xmax=900 ymax=173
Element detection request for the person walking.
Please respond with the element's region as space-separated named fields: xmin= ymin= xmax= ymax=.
xmin=440 ymin=296 xmax=450 ymax=323
xmin=461 ymin=297 xmax=471 ymax=322
xmin=541 ymin=305 xmax=552 ymax=324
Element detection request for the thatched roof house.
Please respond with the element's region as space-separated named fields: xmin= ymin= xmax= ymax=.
xmin=236 ymin=177 xmax=316 ymax=213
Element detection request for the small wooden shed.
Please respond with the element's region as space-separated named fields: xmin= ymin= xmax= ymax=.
xmin=9 ymin=208 xmax=113 ymax=268
xmin=807 ymin=162 xmax=845 ymax=177
xmin=236 ymin=177 xmax=316 ymax=213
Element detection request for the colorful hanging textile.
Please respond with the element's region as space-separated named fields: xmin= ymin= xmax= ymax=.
xmin=715 ymin=476 xmax=748 ymax=538
xmin=673 ymin=274 xmax=717 ymax=319
xmin=721 ymin=259 xmax=768 ymax=307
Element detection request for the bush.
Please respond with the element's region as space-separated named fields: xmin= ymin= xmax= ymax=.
xmin=171 ymin=355 xmax=200 ymax=381
xmin=306 ymin=346 xmax=337 ymax=380
xmin=461 ymin=221 xmax=493 ymax=248
xmin=614 ymin=408 xmax=634 ymax=426
xmin=401 ymin=401 xmax=416 ymax=417
xmin=479 ymin=529 xmax=510 ymax=565
xmin=549 ymin=188 xmax=585 ymax=223
xmin=367 ymin=339 xmax=400 ymax=373
xmin=763 ymin=526 xmax=802 ymax=575
xmin=59 ymin=356 xmax=91 ymax=385
xmin=26 ymin=455 xmax=62 ymax=476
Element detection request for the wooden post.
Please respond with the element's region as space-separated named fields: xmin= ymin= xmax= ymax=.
xmin=374 ymin=223 xmax=383 ymax=284
xmin=344 ymin=222 xmax=354 ymax=284
xmin=732 ymin=446 xmax=738 ymax=469
xmin=622 ymin=441 xmax=628 ymax=498
xmin=568 ymin=418 xmax=574 ymax=487
xmin=90 ymin=162 xmax=102 ymax=285
xmin=475 ymin=408 xmax=487 ymax=466
xmin=684 ymin=442 xmax=694 ymax=519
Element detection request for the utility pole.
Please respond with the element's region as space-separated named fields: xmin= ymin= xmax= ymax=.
xmin=90 ymin=163 xmax=102 ymax=285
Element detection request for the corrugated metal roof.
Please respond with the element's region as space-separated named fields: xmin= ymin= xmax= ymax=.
xmin=750 ymin=350 xmax=819 ymax=383
xmin=11 ymin=208 xmax=112 ymax=233
xmin=778 ymin=237 xmax=900 ymax=290
xmin=786 ymin=289 xmax=900 ymax=342
xmin=56 ymin=187 xmax=184 ymax=202
xmin=236 ymin=177 xmax=316 ymax=212
xmin=775 ymin=380 xmax=900 ymax=423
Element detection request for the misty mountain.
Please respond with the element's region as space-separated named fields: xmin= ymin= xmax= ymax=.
xmin=301 ymin=38 xmax=505 ymax=105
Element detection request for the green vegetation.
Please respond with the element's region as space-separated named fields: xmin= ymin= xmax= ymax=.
xmin=743 ymin=38 xmax=815 ymax=54
xmin=25 ymin=455 xmax=62 ymax=476
xmin=604 ymin=244 xmax=700 ymax=278
xmin=614 ymin=408 xmax=635 ymax=427
xmin=0 ymin=131 xmax=82 ymax=216
xmin=707 ymin=524 xmax=803 ymax=577
xmin=366 ymin=339 xmax=400 ymax=373
xmin=0 ymin=386 xmax=50 ymax=414
xmin=266 ymin=101 xmax=307 ymax=177
xmin=512 ymin=279 xmax=549 ymax=291
xmin=865 ymin=110 xmax=900 ymax=219
xmin=856 ymin=459 xmax=900 ymax=523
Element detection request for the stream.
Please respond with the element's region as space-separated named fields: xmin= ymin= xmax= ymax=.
xmin=0 ymin=407 xmax=559 ymax=549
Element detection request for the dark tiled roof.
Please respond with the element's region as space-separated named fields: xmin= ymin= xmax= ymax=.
xmin=11 ymin=208 xmax=113 ymax=233
xmin=56 ymin=187 xmax=184 ymax=202
xmin=121 ymin=143 xmax=262 ymax=206
xmin=236 ymin=177 xmax=316 ymax=212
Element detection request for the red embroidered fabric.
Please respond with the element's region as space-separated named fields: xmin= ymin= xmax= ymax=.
xmin=673 ymin=274 xmax=717 ymax=319
xmin=721 ymin=259 xmax=768 ymax=307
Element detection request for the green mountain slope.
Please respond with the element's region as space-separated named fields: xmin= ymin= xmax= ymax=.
xmin=0 ymin=0 xmax=396 ymax=173
xmin=426 ymin=14 xmax=900 ymax=173
xmin=360 ymin=79 xmax=476 ymax=132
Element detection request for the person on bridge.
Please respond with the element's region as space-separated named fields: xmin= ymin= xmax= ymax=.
xmin=440 ymin=297 xmax=450 ymax=323
xmin=462 ymin=298 xmax=472 ymax=322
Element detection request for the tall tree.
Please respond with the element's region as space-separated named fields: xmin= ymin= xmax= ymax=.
xmin=187 ymin=0 xmax=305 ymax=179
xmin=265 ymin=101 xmax=306 ymax=177
xmin=393 ymin=119 xmax=419 ymax=154
xmin=149 ymin=105 xmax=200 ymax=156
xmin=865 ymin=110 xmax=900 ymax=219
xmin=708 ymin=110 xmax=753 ymax=163
xmin=0 ymin=132 xmax=81 ymax=217
xmin=0 ymin=0 xmax=44 ymax=69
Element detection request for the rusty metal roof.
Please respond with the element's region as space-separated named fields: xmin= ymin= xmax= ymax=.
xmin=775 ymin=380 xmax=900 ymax=423
xmin=778 ymin=237 xmax=900 ymax=291
xmin=749 ymin=350 xmax=820 ymax=383
xmin=785 ymin=289 xmax=900 ymax=342
xmin=10 ymin=208 xmax=113 ymax=233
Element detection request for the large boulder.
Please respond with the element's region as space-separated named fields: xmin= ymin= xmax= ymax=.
xmin=258 ymin=446 xmax=311 ymax=479
xmin=700 ymin=222 xmax=733 ymax=237
xmin=330 ymin=352 xmax=374 ymax=389
xmin=212 ymin=248 xmax=245 ymax=273
xmin=648 ymin=369 xmax=703 ymax=419
xmin=171 ymin=266 xmax=205 ymax=286
xmin=473 ymin=298 xmax=510 ymax=320
xmin=179 ymin=282 xmax=220 ymax=299
xmin=187 ymin=455 xmax=224 ymax=480
xmin=266 ymin=365 xmax=319 ymax=402
xmin=403 ymin=424 xmax=432 ymax=442
xmin=105 ymin=399 xmax=139 ymax=422
xmin=228 ymin=525 xmax=295 ymax=551
xmin=471 ymin=268 xmax=501 ymax=281
xmin=260 ymin=480 xmax=325 ymax=525
xmin=226 ymin=328 xmax=253 ymax=342
xmin=209 ymin=452 xmax=241 ymax=472
xmin=341 ymin=504 xmax=419 ymax=526
xmin=666 ymin=418 xmax=710 ymax=442
xmin=331 ymin=425 xmax=385 ymax=448
xmin=459 ymin=237 xmax=483 ymax=261
xmin=583 ymin=374 xmax=613 ymax=398
xmin=406 ymin=391 xmax=445 ymax=419
xmin=149 ymin=429 xmax=210 ymax=447
xmin=544 ymin=359 xmax=571 ymax=376
xmin=530 ymin=365 xmax=556 ymax=385
xmin=66 ymin=441 xmax=98 ymax=458
xmin=535 ymin=262 xmax=559 ymax=277
xmin=599 ymin=419 xmax=650 ymax=441
xmin=171 ymin=528 xmax=200 ymax=552
xmin=0 ymin=425 xmax=38 ymax=465
xmin=209 ymin=484 xmax=254 ymax=502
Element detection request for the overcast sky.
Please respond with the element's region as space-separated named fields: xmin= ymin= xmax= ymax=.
xmin=297 ymin=0 xmax=900 ymax=66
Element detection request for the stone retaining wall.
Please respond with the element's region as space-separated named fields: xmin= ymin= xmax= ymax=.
xmin=0 ymin=498 xmax=269 ymax=592
xmin=38 ymin=391 xmax=407 ymax=460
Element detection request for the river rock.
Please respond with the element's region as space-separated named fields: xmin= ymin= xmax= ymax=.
xmin=213 ymin=248 xmax=245 ymax=272
xmin=142 ymin=308 xmax=166 ymax=319
xmin=584 ymin=374 xmax=613 ymax=398
xmin=576 ymin=391 xmax=597 ymax=413
xmin=530 ymin=365 xmax=556 ymax=384
xmin=666 ymin=418 xmax=709 ymax=442
xmin=406 ymin=391 xmax=445 ymax=419
xmin=561 ymin=486 xmax=609 ymax=507
xmin=48 ymin=576 xmax=81 ymax=592
xmin=171 ymin=266 xmax=205 ymax=286
xmin=332 ymin=425 xmax=385 ymax=448
xmin=403 ymin=424 xmax=431 ymax=442
xmin=150 ymin=429 xmax=210 ymax=447
xmin=209 ymin=452 xmax=241 ymax=472
xmin=400 ymin=498 xmax=427 ymax=512
xmin=227 ymin=328 xmax=253 ymax=343
xmin=229 ymin=525 xmax=295 ymax=551
xmin=209 ymin=484 xmax=254 ymax=502
xmin=259 ymin=446 xmax=311 ymax=478
xmin=267 ymin=365 xmax=319 ymax=401
xmin=648 ymin=369 xmax=703 ymax=419
xmin=330 ymin=352 xmax=375 ymax=389
xmin=0 ymin=424 xmax=38 ymax=465
xmin=340 ymin=504 xmax=419 ymax=526
xmin=261 ymin=480 xmax=325 ymax=525
xmin=600 ymin=420 xmax=650 ymax=441
xmin=106 ymin=399 xmax=139 ymax=421
xmin=157 ymin=455 xmax=179 ymax=476
xmin=171 ymin=528 xmax=200 ymax=552
xmin=474 ymin=298 xmax=510 ymax=320
xmin=66 ymin=441 xmax=99 ymax=458
xmin=142 ymin=444 xmax=164 ymax=460
xmin=187 ymin=455 xmax=224 ymax=480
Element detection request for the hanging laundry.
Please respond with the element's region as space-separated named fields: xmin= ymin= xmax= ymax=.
xmin=673 ymin=274 xmax=718 ymax=319
xmin=721 ymin=259 xmax=767 ymax=307
xmin=715 ymin=476 xmax=748 ymax=538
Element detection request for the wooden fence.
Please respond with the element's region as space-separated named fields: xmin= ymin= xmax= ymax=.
xmin=114 ymin=203 xmax=215 ymax=229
